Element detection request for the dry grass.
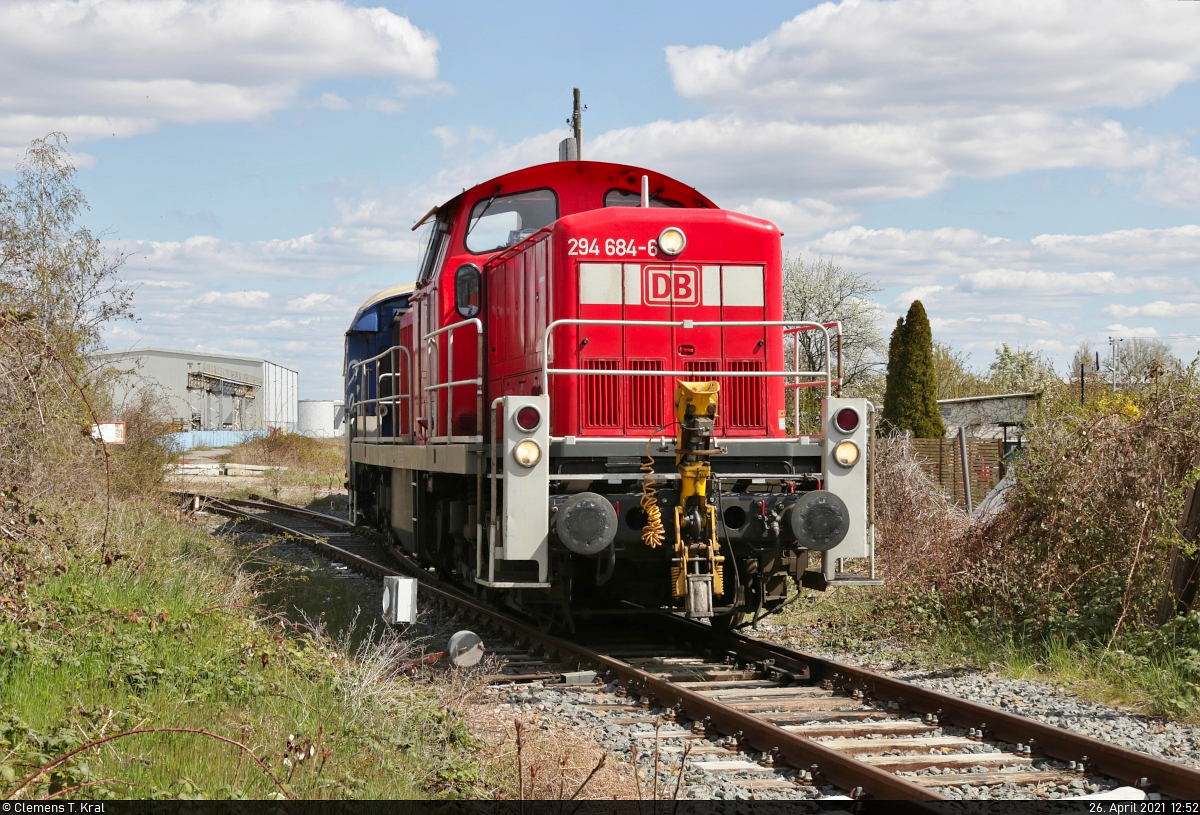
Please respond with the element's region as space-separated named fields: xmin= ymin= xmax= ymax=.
xmin=222 ymin=434 xmax=342 ymax=476
xmin=220 ymin=434 xmax=345 ymax=499
xmin=872 ymin=433 xmax=973 ymax=587
xmin=466 ymin=697 xmax=641 ymax=800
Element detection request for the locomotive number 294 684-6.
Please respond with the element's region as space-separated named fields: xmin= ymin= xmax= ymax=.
xmin=567 ymin=237 xmax=658 ymax=257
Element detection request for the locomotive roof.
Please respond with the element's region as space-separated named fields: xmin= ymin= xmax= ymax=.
xmin=355 ymin=281 xmax=415 ymax=314
xmin=346 ymin=281 xmax=416 ymax=335
xmin=416 ymin=161 xmax=718 ymax=228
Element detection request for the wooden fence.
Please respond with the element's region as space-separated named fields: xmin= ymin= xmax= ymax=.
xmin=910 ymin=437 xmax=1004 ymax=510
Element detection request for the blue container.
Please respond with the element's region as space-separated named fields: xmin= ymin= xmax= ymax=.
xmin=169 ymin=430 xmax=267 ymax=452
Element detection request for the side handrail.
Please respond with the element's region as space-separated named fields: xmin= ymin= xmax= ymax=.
xmin=483 ymin=226 xmax=554 ymax=270
xmin=422 ymin=317 xmax=484 ymax=444
xmin=784 ymin=321 xmax=843 ymax=418
xmin=348 ymin=344 xmax=413 ymax=443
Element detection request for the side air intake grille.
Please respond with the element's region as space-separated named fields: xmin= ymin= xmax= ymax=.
xmin=627 ymin=360 xmax=665 ymax=428
xmin=582 ymin=360 xmax=620 ymax=428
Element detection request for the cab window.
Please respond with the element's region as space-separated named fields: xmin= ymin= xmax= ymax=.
xmin=465 ymin=188 xmax=558 ymax=254
xmin=604 ymin=189 xmax=684 ymax=208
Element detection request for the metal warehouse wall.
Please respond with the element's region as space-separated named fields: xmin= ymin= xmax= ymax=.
xmin=98 ymin=348 xmax=296 ymax=432
xmin=261 ymin=361 xmax=299 ymax=432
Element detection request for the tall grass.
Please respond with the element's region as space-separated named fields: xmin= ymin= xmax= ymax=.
xmin=0 ymin=495 xmax=482 ymax=799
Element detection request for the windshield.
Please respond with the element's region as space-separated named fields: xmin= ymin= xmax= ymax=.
xmin=604 ymin=189 xmax=684 ymax=208
xmin=416 ymin=219 xmax=450 ymax=281
xmin=466 ymin=188 xmax=558 ymax=254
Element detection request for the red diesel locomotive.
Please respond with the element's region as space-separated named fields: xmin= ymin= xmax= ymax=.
xmin=345 ymin=158 xmax=876 ymax=630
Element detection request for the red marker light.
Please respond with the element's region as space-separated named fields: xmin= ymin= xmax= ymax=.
xmin=515 ymin=405 xmax=541 ymax=432
xmin=835 ymin=407 xmax=860 ymax=433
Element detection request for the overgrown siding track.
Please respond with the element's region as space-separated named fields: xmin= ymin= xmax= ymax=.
xmin=179 ymin=492 xmax=1200 ymax=802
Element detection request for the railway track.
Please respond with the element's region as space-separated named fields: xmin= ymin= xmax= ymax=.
xmin=180 ymin=491 xmax=1200 ymax=802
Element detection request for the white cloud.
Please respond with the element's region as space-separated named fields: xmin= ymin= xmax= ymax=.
xmin=930 ymin=312 xmax=1065 ymax=333
xmin=803 ymin=223 xmax=1200 ymax=282
xmin=1104 ymin=324 xmax=1162 ymax=337
xmin=133 ymin=278 xmax=191 ymax=289
xmin=1103 ymin=301 xmax=1200 ymax=319
xmin=120 ymin=218 xmax=422 ymax=281
xmin=0 ymin=0 xmax=439 ymax=155
xmin=959 ymin=269 xmax=1164 ymax=295
xmin=666 ymin=0 xmax=1200 ymax=120
xmin=737 ymin=197 xmax=859 ymax=237
xmin=790 ymin=221 xmax=1200 ymax=369
xmin=592 ymin=116 xmax=950 ymax=202
xmin=1031 ymin=225 xmax=1200 ymax=268
xmin=286 ymin=293 xmax=347 ymax=312
xmin=431 ymin=125 xmax=496 ymax=152
xmin=1139 ymin=155 xmax=1200 ymax=209
xmin=896 ymin=285 xmax=944 ymax=305
xmin=314 ymin=93 xmax=351 ymax=111
xmin=196 ymin=290 xmax=270 ymax=307
xmin=615 ymin=0 xmax=1195 ymax=204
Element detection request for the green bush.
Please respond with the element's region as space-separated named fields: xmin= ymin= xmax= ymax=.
xmin=949 ymin=379 xmax=1200 ymax=646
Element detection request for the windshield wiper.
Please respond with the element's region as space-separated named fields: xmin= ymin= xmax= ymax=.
xmin=465 ymin=185 xmax=503 ymax=241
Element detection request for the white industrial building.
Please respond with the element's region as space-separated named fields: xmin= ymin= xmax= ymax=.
xmin=98 ymin=347 xmax=298 ymax=432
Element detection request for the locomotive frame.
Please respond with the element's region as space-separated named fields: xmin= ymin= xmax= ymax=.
xmin=344 ymin=160 xmax=879 ymax=630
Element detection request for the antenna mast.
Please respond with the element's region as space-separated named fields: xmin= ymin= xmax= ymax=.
xmin=559 ymin=89 xmax=586 ymax=161
xmin=572 ymin=87 xmax=583 ymax=159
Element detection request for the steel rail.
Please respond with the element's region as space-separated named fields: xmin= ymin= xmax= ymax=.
xmin=653 ymin=614 xmax=1200 ymax=801
xmin=221 ymin=494 xmax=355 ymax=529
xmin=187 ymin=492 xmax=1200 ymax=801
xmin=184 ymin=491 xmax=939 ymax=801
xmin=376 ymin=547 xmax=945 ymax=804
xmin=187 ymin=495 xmax=397 ymax=578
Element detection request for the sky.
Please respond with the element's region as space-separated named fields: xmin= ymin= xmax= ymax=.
xmin=3 ymin=0 xmax=1200 ymax=398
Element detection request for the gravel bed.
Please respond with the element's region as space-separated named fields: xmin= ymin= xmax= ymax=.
xmin=753 ymin=619 xmax=1200 ymax=771
xmin=486 ymin=681 xmax=1133 ymax=801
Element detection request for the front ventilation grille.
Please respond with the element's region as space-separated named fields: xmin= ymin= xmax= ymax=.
xmin=687 ymin=359 xmax=764 ymax=430
xmin=582 ymin=359 xmax=620 ymax=428
xmin=627 ymin=360 xmax=665 ymax=428
xmin=725 ymin=360 xmax=764 ymax=428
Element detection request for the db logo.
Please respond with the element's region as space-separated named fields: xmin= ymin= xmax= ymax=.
xmin=643 ymin=265 xmax=699 ymax=306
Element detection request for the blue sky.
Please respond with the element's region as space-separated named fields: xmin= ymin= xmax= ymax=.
xmin=3 ymin=0 xmax=1199 ymax=397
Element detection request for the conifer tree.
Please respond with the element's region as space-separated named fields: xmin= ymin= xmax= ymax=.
xmin=881 ymin=301 xmax=945 ymax=437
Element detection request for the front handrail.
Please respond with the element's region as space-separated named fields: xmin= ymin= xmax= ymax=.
xmin=541 ymin=318 xmax=839 ymax=439
xmin=422 ymin=317 xmax=484 ymax=444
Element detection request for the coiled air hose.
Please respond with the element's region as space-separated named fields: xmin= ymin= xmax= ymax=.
xmin=640 ymin=434 xmax=665 ymax=548
xmin=639 ymin=423 xmax=675 ymax=549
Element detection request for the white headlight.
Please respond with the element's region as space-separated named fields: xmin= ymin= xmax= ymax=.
xmin=833 ymin=440 xmax=860 ymax=467
xmin=513 ymin=439 xmax=541 ymax=468
xmin=658 ymin=227 xmax=686 ymax=256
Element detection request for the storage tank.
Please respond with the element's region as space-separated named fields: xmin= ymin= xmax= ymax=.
xmin=298 ymin=399 xmax=344 ymax=437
